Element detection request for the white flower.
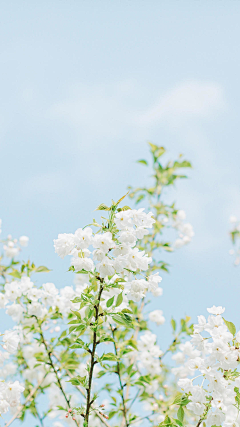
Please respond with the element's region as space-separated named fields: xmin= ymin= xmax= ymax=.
xmin=26 ymin=288 xmax=43 ymax=301
xmin=5 ymin=282 xmax=21 ymax=301
xmin=0 ymin=399 xmax=9 ymax=414
xmin=176 ymin=210 xmax=186 ymax=221
xmin=127 ymin=248 xmax=152 ymax=271
xmin=236 ymin=330 xmax=240 ymax=343
xmin=2 ymin=330 xmax=20 ymax=354
xmin=119 ymin=229 xmax=137 ymax=247
xmin=71 ymin=257 xmax=94 ymax=272
xmin=93 ymin=249 xmax=105 ymax=262
xmin=132 ymin=209 xmax=155 ymax=228
xmin=28 ymin=302 xmax=47 ymax=318
xmin=99 ymin=257 xmax=115 ymax=278
xmin=207 ymin=305 xmax=225 ymax=315
xmin=147 ymin=273 xmax=162 ymax=292
xmin=114 ymin=210 xmax=133 ymax=229
xmin=74 ymin=227 xmax=93 ymax=249
xmin=19 ymin=236 xmax=29 ymax=247
xmin=206 ymin=411 xmax=225 ymax=427
xmin=230 ymin=215 xmax=238 ymax=223
xmin=174 ymin=238 xmax=185 ymax=248
xmin=54 ymin=233 xmax=75 ymax=258
xmin=149 ymin=310 xmax=165 ymax=325
xmin=128 ymin=279 xmax=147 ymax=302
xmin=177 ymin=378 xmax=193 ymax=392
xmin=93 ymin=232 xmax=115 ymax=253
xmin=4 ymin=243 xmax=19 ymax=258
xmin=0 ymin=293 xmax=8 ymax=308
xmin=19 ymin=277 xmax=33 ymax=295
xmin=6 ymin=303 xmax=25 ymax=322
xmin=187 ymin=402 xmax=205 ymax=416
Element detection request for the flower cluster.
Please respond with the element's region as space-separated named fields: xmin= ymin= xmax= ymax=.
xmin=54 ymin=208 xmax=163 ymax=303
xmin=0 ymin=219 xmax=29 ymax=258
xmin=137 ymin=331 xmax=163 ymax=375
xmin=0 ymin=328 xmax=23 ymax=415
xmin=173 ymin=306 xmax=240 ymax=426
xmin=173 ymin=210 xmax=194 ymax=249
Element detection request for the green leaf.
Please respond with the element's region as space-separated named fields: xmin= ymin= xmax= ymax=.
xmin=101 ymin=352 xmax=118 ymax=361
xmin=177 ymin=406 xmax=184 ymax=422
xmin=35 ymin=266 xmax=51 ymax=273
xmin=9 ymin=270 xmax=21 ymax=279
xmin=106 ymin=296 xmax=114 ymax=308
xmin=172 ymin=392 xmax=183 ymax=405
xmin=223 ymin=318 xmax=236 ymax=336
xmin=137 ymin=159 xmax=148 ymax=166
xmin=95 ymin=203 xmax=110 ymax=211
xmin=171 ymin=317 xmax=176 ymax=332
xmin=115 ymin=292 xmax=123 ymax=307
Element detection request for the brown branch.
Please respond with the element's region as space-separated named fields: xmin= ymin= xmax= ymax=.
xmin=85 ymin=283 xmax=104 ymax=426
xmin=57 ymin=358 xmax=111 ymax=427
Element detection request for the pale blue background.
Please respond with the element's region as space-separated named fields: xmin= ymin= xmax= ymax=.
xmin=1 ymin=1 xmax=240 ymax=425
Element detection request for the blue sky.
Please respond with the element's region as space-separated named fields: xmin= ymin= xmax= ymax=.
xmin=1 ymin=1 xmax=240 ymax=422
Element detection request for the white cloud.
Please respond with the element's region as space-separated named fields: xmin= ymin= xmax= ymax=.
xmin=137 ymin=81 xmax=226 ymax=126
xmin=21 ymin=172 xmax=70 ymax=197
xmin=46 ymin=80 xmax=226 ymax=144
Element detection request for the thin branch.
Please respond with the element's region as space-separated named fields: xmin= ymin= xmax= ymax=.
xmin=36 ymin=318 xmax=80 ymax=427
xmin=85 ymin=282 xmax=104 ymax=426
xmin=111 ymin=326 xmax=129 ymax=427
xmin=5 ymin=375 xmax=47 ymax=427
xmin=54 ymin=353 xmax=111 ymax=427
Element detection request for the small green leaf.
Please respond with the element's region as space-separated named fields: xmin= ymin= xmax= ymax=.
xmin=101 ymin=352 xmax=118 ymax=361
xmin=106 ymin=296 xmax=114 ymax=308
xmin=223 ymin=318 xmax=236 ymax=336
xmin=35 ymin=266 xmax=51 ymax=273
xmin=177 ymin=406 xmax=184 ymax=422
xmin=95 ymin=203 xmax=110 ymax=211
xmin=115 ymin=292 xmax=123 ymax=307
xmin=172 ymin=392 xmax=183 ymax=405
xmin=9 ymin=270 xmax=21 ymax=279
xmin=137 ymin=159 xmax=148 ymax=166
xmin=171 ymin=317 xmax=176 ymax=332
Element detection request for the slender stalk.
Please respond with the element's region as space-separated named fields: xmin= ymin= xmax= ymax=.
xmin=54 ymin=353 xmax=111 ymax=427
xmin=36 ymin=319 xmax=80 ymax=427
xmin=122 ymin=298 xmax=145 ymax=426
xmin=5 ymin=375 xmax=47 ymax=427
xmin=85 ymin=282 xmax=104 ymax=426
xmin=111 ymin=326 xmax=129 ymax=427
xmin=35 ymin=407 xmax=45 ymax=427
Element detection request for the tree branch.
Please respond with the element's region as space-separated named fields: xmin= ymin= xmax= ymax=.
xmin=85 ymin=282 xmax=104 ymax=426
xmin=111 ymin=326 xmax=129 ymax=427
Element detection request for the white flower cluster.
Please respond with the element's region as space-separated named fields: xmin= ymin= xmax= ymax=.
xmin=2 ymin=229 xmax=29 ymax=258
xmin=2 ymin=275 xmax=91 ymax=321
xmin=137 ymin=331 xmax=163 ymax=375
xmin=149 ymin=309 xmax=165 ymax=325
xmin=173 ymin=210 xmax=194 ymax=249
xmin=54 ymin=209 xmax=163 ymax=303
xmin=173 ymin=306 xmax=240 ymax=426
xmin=0 ymin=328 xmax=24 ymax=415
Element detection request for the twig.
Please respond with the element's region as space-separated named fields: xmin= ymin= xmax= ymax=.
xmin=120 ymin=299 xmax=145 ymax=427
xmin=36 ymin=319 xmax=80 ymax=427
xmin=5 ymin=375 xmax=47 ymax=427
xmin=56 ymin=358 xmax=111 ymax=427
xmin=85 ymin=282 xmax=104 ymax=426
xmin=111 ymin=326 xmax=129 ymax=427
